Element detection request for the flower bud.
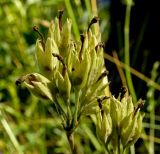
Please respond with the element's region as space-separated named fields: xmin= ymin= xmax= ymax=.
xmin=120 ymin=109 xmax=143 ymax=148
xmin=55 ymin=71 xmax=71 ymax=101
xmin=16 ymin=73 xmax=54 ymax=101
xmin=84 ymin=71 xmax=109 ymax=102
xmin=71 ymin=51 xmax=91 ymax=89
xmin=35 ymin=37 xmax=59 ymax=78
xmin=48 ymin=21 xmax=55 ymax=39
xmin=110 ymin=97 xmax=122 ymax=127
xmin=87 ymin=49 xmax=97 ymax=85
xmin=60 ymin=19 xmax=72 ymax=50
xmin=121 ymin=96 xmax=134 ymax=120
xmin=51 ymin=17 xmax=61 ymax=46
xmin=96 ymin=110 xmax=112 ymax=143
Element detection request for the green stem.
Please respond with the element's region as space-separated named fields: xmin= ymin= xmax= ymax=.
xmin=124 ymin=3 xmax=137 ymax=103
xmin=66 ymin=131 xmax=74 ymax=154
xmin=65 ymin=0 xmax=80 ymax=40
xmin=74 ymin=0 xmax=83 ymax=18
xmin=81 ymin=124 xmax=102 ymax=151
xmin=149 ymin=100 xmax=155 ymax=154
xmin=84 ymin=0 xmax=92 ymax=18
xmin=91 ymin=0 xmax=100 ymax=36
xmin=112 ymin=133 xmax=124 ymax=154
xmin=148 ymin=62 xmax=159 ymax=154
xmin=118 ymin=137 xmax=121 ymax=154
xmin=130 ymin=145 xmax=135 ymax=154
xmin=74 ymin=89 xmax=80 ymax=126
xmin=66 ymin=89 xmax=80 ymax=153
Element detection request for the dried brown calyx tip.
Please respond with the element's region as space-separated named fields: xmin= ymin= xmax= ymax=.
xmin=97 ymin=70 xmax=109 ymax=82
xmin=15 ymin=79 xmax=23 ymax=86
xmin=52 ymin=53 xmax=67 ymax=76
xmin=58 ymin=9 xmax=64 ymax=31
xmin=33 ymin=26 xmax=45 ymax=51
xmin=87 ymin=16 xmax=100 ymax=31
xmin=119 ymin=86 xmax=128 ymax=100
xmin=95 ymin=42 xmax=105 ymax=51
xmin=79 ymin=34 xmax=85 ymax=62
xmin=97 ymin=96 xmax=110 ymax=109
xmin=15 ymin=76 xmax=26 ymax=86
xmin=133 ymin=99 xmax=145 ymax=117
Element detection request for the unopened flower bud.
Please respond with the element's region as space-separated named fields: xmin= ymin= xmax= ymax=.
xmin=35 ymin=37 xmax=59 ymax=78
xmin=60 ymin=19 xmax=72 ymax=51
xmin=96 ymin=110 xmax=112 ymax=143
xmin=16 ymin=73 xmax=54 ymax=101
xmin=55 ymin=71 xmax=71 ymax=100
xmin=120 ymin=109 xmax=143 ymax=148
xmin=71 ymin=51 xmax=91 ymax=89
xmin=53 ymin=18 xmax=61 ymax=46
xmin=110 ymin=97 xmax=122 ymax=127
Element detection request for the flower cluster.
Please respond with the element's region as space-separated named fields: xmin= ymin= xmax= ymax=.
xmin=16 ymin=12 xmax=109 ymax=134
xmin=96 ymin=88 xmax=144 ymax=152
xmin=16 ymin=11 xmax=144 ymax=152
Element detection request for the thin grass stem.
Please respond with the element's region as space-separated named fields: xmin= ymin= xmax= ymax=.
xmin=0 ymin=111 xmax=24 ymax=154
xmin=91 ymin=0 xmax=100 ymax=36
xmin=124 ymin=3 xmax=137 ymax=103
xmin=104 ymin=53 xmax=160 ymax=91
xmin=65 ymin=0 xmax=80 ymax=40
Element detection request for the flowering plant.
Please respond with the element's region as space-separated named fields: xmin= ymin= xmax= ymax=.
xmin=16 ymin=11 xmax=144 ymax=153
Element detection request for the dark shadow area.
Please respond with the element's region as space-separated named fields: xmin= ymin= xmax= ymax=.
xmin=105 ymin=0 xmax=160 ymax=98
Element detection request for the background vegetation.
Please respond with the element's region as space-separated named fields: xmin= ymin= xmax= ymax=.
xmin=0 ymin=0 xmax=159 ymax=153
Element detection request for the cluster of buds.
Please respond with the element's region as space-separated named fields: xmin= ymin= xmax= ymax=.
xmin=16 ymin=11 xmax=109 ymax=135
xmin=96 ymin=87 xmax=144 ymax=152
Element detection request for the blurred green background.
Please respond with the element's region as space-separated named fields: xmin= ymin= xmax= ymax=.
xmin=0 ymin=0 xmax=159 ymax=153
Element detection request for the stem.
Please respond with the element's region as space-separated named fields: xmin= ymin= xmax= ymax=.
xmin=66 ymin=131 xmax=74 ymax=154
xmin=81 ymin=124 xmax=102 ymax=151
xmin=147 ymin=62 xmax=159 ymax=154
xmin=118 ymin=137 xmax=121 ymax=154
xmin=149 ymin=100 xmax=155 ymax=154
xmin=112 ymin=131 xmax=124 ymax=154
xmin=91 ymin=0 xmax=100 ymax=36
xmin=124 ymin=3 xmax=137 ymax=103
xmin=84 ymin=0 xmax=92 ymax=18
xmin=66 ymin=90 xmax=80 ymax=153
xmin=64 ymin=0 xmax=80 ymax=40
xmin=73 ymin=90 xmax=80 ymax=127
xmin=130 ymin=145 xmax=135 ymax=154
xmin=103 ymin=53 xmax=160 ymax=91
